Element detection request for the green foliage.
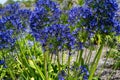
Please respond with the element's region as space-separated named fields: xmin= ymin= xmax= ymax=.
xmin=4 ymin=0 xmax=15 ymax=5
xmin=107 ymin=49 xmax=120 ymax=70
xmin=78 ymin=0 xmax=85 ymax=6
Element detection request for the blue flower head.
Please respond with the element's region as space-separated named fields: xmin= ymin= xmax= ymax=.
xmin=85 ymin=0 xmax=120 ymax=35
xmin=0 ymin=2 xmax=20 ymax=16
xmin=68 ymin=0 xmax=120 ymax=35
xmin=30 ymin=0 xmax=61 ymax=33
xmin=18 ymin=9 xmax=32 ymax=19
xmin=33 ymin=24 xmax=77 ymax=52
xmin=0 ymin=11 xmax=29 ymax=49
xmin=68 ymin=5 xmax=93 ymax=27
xmin=58 ymin=75 xmax=64 ymax=80
xmin=0 ymin=2 xmax=31 ymax=31
xmin=80 ymin=66 xmax=89 ymax=80
xmin=0 ymin=60 xmax=5 ymax=65
xmin=0 ymin=22 xmax=16 ymax=49
xmin=58 ymin=70 xmax=66 ymax=80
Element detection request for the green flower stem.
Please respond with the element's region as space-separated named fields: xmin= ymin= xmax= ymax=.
xmin=68 ymin=50 xmax=71 ymax=75
xmin=17 ymin=42 xmax=34 ymax=78
xmin=51 ymin=53 xmax=53 ymax=62
xmin=57 ymin=51 xmax=61 ymax=71
xmin=25 ymin=39 xmax=45 ymax=79
xmin=17 ymin=39 xmax=44 ymax=79
xmin=85 ymin=49 xmax=92 ymax=64
xmin=76 ymin=50 xmax=79 ymax=63
xmin=98 ymin=48 xmax=112 ymax=77
xmin=108 ymin=53 xmax=119 ymax=79
xmin=8 ymin=68 xmax=15 ymax=80
xmin=44 ymin=51 xmax=48 ymax=80
xmin=89 ymin=44 xmax=104 ymax=80
xmin=108 ymin=61 xmax=118 ymax=80
xmin=28 ymin=50 xmax=45 ymax=79
xmin=84 ymin=48 xmax=88 ymax=62
xmin=78 ymin=49 xmax=84 ymax=65
xmin=17 ymin=63 xmax=28 ymax=80
xmin=62 ymin=50 xmax=64 ymax=69
xmin=2 ymin=51 xmax=15 ymax=80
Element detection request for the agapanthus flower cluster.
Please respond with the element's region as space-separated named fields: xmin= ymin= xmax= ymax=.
xmin=80 ymin=66 xmax=89 ymax=80
xmin=18 ymin=9 xmax=31 ymax=19
xmin=86 ymin=0 xmax=120 ymax=34
xmin=58 ymin=70 xmax=66 ymax=80
xmin=68 ymin=0 xmax=120 ymax=35
xmin=68 ymin=5 xmax=96 ymax=44
xmin=0 ymin=2 xmax=20 ymax=17
xmin=34 ymin=24 xmax=77 ymax=52
xmin=1 ymin=15 xmax=24 ymax=32
xmin=0 ymin=2 xmax=31 ymax=21
xmin=0 ymin=2 xmax=32 ymax=49
xmin=0 ymin=59 xmax=7 ymax=68
xmin=0 ymin=30 xmax=15 ymax=49
xmin=0 ymin=60 xmax=5 ymax=65
xmin=30 ymin=0 xmax=61 ymax=33
xmin=0 ymin=5 xmax=31 ymax=33
xmin=68 ymin=5 xmax=93 ymax=27
xmin=17 ymin=9 xmax=32 ymax=32
xmin=0 ymin=16 xmax=16 ymax=49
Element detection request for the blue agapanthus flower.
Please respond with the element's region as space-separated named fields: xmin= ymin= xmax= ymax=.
xmin=68 ymin=5 xmax=93 ymax=27
xmin=33 ymin=24 xmax=77 ymax=52
xmin=0 ymin=2 xmax=31 ymax=29
xmin=18 ymin=9 xmax=32 ymax=19
xmin=0 ymin=30 xmax=15 ymax=49
xmin=0 ymin=2 xmax=20 ymax=17
xmin=1 ymin=15 xmax=23 ymax=31
xmin=68 ymin=5 xmax=96 ymax=48
xmin=0 ymin=16 xmax=17 ymax=49
xmin=0 ymin=60 xmax=5 ymax=65
xmin=80 ymin=66 xmax=89 ymax=80
xmin=0 ymin=59 xmax=7 ymax=68
xmin=85 ymin=0 xmax=120 ymax=34
xmin=58 ymin=75 xmax=65 ymax=80
xmin=68 ymin=5 xmax=97 ymax=42
xmin=68 ymin=0 xmax=120 ymax=35
xmin=30 ymin=0 xmax=61 ymax=33
xmin=17 ymin=8 xmax=32 ymax=32
xmin=58 ymin=70 xmax=66 ymax=80
xmin=0 ymin=8 xmax=31 ymax=49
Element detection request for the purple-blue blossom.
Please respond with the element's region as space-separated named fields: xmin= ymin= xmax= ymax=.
xmin=30 ymin=0 xmax=61 ymax=33
xmin=68 ymin=5 xmax=93 ymax=27
xmin=80 ymin=66 xmax=89 ymax=80
xmin=0 ymin=30 xmax=16 ymax=49
xmin=85 ymin=0 xmax=120 ymax=34
xmin=32 ymin=24 xmax=77 ymax=52
xmin=58 ymin=70 xmax=66 ymax=80
xmin=0 ymin=60 xmax=5 ymax=65
xmin=0 ymin=2 xmax=20 ymax=16
xmin=68 ymin=0 xmax=120 ymax=35
xmin=0 ymin=17 xmax=17 ymax=49
xmin=0 ymin=8 xmax=31 ymax=49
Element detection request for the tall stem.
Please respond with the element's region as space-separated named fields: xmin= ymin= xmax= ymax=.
xmin=85 ymin=49 xmax=92 ymax=64
xmin=62 ymin=50 xmax=64 ymax=69
xmin=89 ymin=44 xmax=104 ymax=80
xmin=68 ymin=50 xmax=71 ymax=75
xmin=44 ymin=51 xmax=48 ymax=80
xmin=78 ymin=49 xmax=84 ymax=65
xmin=57 ymin=51 xmax=61 ymax=71
xmin=76 ymin=50 xmax=79 ymax=63
xmin=98 ymin=48 xmax=111 ymax=77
